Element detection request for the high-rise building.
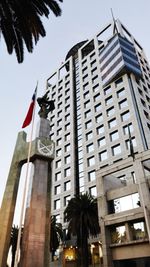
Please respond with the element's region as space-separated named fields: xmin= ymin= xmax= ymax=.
xmin=46 ymin=19 xmax=150 ymax=266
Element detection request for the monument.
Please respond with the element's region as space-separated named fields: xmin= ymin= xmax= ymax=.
xmin=0 ymin=90 xmax=55 ymax=267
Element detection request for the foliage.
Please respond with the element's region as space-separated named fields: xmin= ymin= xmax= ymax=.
xmin=50 ymin=216 xmax=63 ymax=261
xmin=0 ymin=0 xmax=63 ymax=62
xmin=64 ymin=192 xmax=100 ymax=267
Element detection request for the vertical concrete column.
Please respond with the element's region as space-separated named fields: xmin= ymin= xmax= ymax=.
xmin=20 ymin=118 xmax=54 ymax=267
xmin=96 ymin=174 xmax=113 ymax=267
xmin=0 ymin=132 xmax=28 ymax=267
xmin=133 ymin=159 xmax=150 ymax=241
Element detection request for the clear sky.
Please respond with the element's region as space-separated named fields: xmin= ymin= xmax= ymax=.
xmin=0 ymin=0 xmax=150 ymax=209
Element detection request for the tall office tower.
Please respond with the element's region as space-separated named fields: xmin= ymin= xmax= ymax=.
xmin=47 ymin=19 xmax=150 ymax=240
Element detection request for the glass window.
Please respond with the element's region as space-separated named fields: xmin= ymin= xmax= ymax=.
xmin=119 ymin=99 xmax=128 ymax=109
xmin=97 ymin=125 xmax=104 ymax=134
xmin=57 ymin=119 xmax=62 ymax=126
xmin=93 ymin=84 xmax=99 ymax=93
xmin=85 ymin=109 xmax=91 ymax=118
xmin=84 ymin=100 xmax=90 ymax=108
xmin=115 ymin=77 xmax=123 ymax=87
xmin=123 ymin=124 xmax=134 ymax=135
xmin=87 ymin=143 xmax=94 ymax=153
xmin=105 ymin=96 xmax=113 ymax=106
xmin=56 ymin=149 xmax=62 ymax=157
xmin=54 ymin=199 xmax=60 ymax=210
xmin=56 ymin=160 xmax=61 ymax=168
xmin=65 ymin=133 xmax=70 ymax=141
xmin=85 ymin=120 xmax=92 ymax=129
xmin=65 ymin=105 xmax=70 ymax=112
xmin=112 ymin=144 xmax=121 ymax=156
xmin=84 ymin=91 xmax=90 ymax=99
xmin=94 ymin=93 xmax=101 ymax=102
xmin=89 ymin=186 xmax=97 ymax=197
xmin=55 ymin=172 xmax=61 ymax=181
xmin=99 ymin=150 xmax=108 ymax=161
xmin=65 ymin=123 xmax=70 ymax=131
xmin=104 ymin=85 xmax=111 ymax=95
xmin=110 ymin=131 xmax=119 ymax=141
xmin=94 ymin=103 xmax=102 ymax=112
xmin=65 ymin=155 xmax=71 ymax=164
xmin=88 ymin=170 xmax=96 ymax=181
xmin=57 ymin=138 xmax=62 ymax=146
xmin=96 ymin=114 xmax=103 ymax=123
xmin=57 ymin=128 xmax=62 ymax=136
xmin=121 ymin=111 xmax=130 ymax=121
xmin=98 ymin=137 xmax=106 ymax=147
xmin=83 ymin=82 xmax=89 ymax=91
xmin=65 ymin=114 xmax=70 ymax=121
xmin=107 ymin=107 xmax=115 ymax=117
xmin=55 ymin=185 xmax=61 ymax=195
xmin=64 ymin=167 xmax=71 ymax=177
xmin=108 ymin=118 xmax=117 ymax=128
xmin=64 ymin=181 xmax=71 ymax=191
xmin=126 ymin=138 xmax=137 ymax=149
xmin=117 ymin=88 xmax=125 ymax=98
xmin=64 ymin=195 xmax=71 ymax=206
xmin=87 ymin=156 xmax=95 ymax=166
xmin=65 ymin=144 xmax=70 ymax=152
xmin=86 ymin=131 xmax=93 ymax=140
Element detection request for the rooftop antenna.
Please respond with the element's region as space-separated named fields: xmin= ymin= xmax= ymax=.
xmin=110 ymin=8 xmax=118 ymax=34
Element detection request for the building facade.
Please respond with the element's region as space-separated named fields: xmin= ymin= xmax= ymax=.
xmin=46 ymin=19 xmax=150 ymax=266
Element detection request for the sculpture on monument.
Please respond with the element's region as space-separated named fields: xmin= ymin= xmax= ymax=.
xmin=37 ymin=90 xmax=55 ymax=119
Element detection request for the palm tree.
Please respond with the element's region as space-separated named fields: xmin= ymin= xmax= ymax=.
xmin=64 ymin=192 xmax=100 ymax=267
xmin=0 ymin=0 xmax=63 ymax=63
xmin=50 ymin=216 xmax=63 ymax=261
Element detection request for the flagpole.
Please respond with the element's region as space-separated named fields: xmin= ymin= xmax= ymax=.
xmin=14 ymin=85 xmax=38 ymax=267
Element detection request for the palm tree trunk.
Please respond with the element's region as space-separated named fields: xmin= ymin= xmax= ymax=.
xmin=82 ymin=235 xmax=89 ymax=267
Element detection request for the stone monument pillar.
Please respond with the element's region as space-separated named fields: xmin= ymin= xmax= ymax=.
xmin=20 ymin=118 xmax=54 ymax=267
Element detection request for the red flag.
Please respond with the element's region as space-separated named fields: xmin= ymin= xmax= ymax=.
xmin=22 ymin=88 xmax=37 ymax=128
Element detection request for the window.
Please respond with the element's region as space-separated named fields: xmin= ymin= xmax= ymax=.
xmin=87 ymin=143 xmax=94 ymax=153
xmin=95 ymin=114 xmax=103 ymax=123
xmin=64 ymin=181 xmax=71 ymax=191
xmin=65 ymin=105 xmax=70 ymax=112
xmin=87 ymin=156 xmax=95 ymax=166
xmin=54 ymin=199 xmax=60 ymax=210
xmin=108 ymin=118 xmax=117 ymax=128
xmin=65 ymin=123 xmax=70 ymax=131
xmin=123 ymin=124 xmax=133 ymax=135
xmin=56 ymin=149 xmax=62 ymax=157
xmin=64 ymin=195 xmax=71 ymax=206
xmin=94 ymin=103 xmax=102 ymax=112
xmin=110 ymin=131 xmax=119 ymax=141
xmin=119 ymin=99 xmax=128 ymax=109
xmin=105 ymin=96 xmax=113 ymax=106
xmin=55 ymin=214 xmax=60 ymax=223
xmin=93 ymin=84 xmax=99 ymax=93
xmin=65 ymin=133 xmax=70 ymax=141
xmin=94 ymin=93 xmax=100 ymax=102
xmin=58 ymin=102 xmax=62 ymax=109
xmin=112 ymin=144 xmax=121 ymax=156
xmin=98 ymin=137 xmax=106 ymax=147
xmin=107 ymin=107 xmax=115 ymax=117
xmin=92 ymin=75 xmax=98 ymax=84
xmin=89 ymin=186 xmax=97 ymax=197
xmin=84 ymin=91 xmax=90 ymax=99
xmin=88 ymin=170 xmax=96 ymax=181
xmin=97 ymin=125 xmax=104 ymax=134
xmin=57 ymin=119 xmax=62 ymax=126
xmin=121 ymin=111 xmax=130 ymax=121
xmin=65 ymin=114 xmax=70 ymax=121
xmin=55 ymin=172 xmax=61 ymax=181
xmin=85 ymin=109 xmax=91 ymax=118
xmin=83 ymin=82 xmax=89 ymax=91
xmin=104 ymin=85 xmax=111 ymax=95
xmin=55 ymin=185 xmax=61 ymax=195
xmin=126 ymin=138 xmax=137 ymax=149
xmin=57 ymin=138 xmax=62 ymax=146
xmin=64 ymin=167 xmax=71 ymax=177
xmin=84 ymin=100 xmax=90 ymax=108
xmin=117 ymin=88 xmax=125 ymax=98
xmin=57 ymin=128 xmax=62 ymax=136
xmin=99 ymin=150 xmax=108 ymax=161
xmin=56 ymin=160 xmax=61 ymax=168
xmin=85 ymin=120 xmax=92 ymax=129
xmin=86 ymin=131 xmax=93 ymax=140
xmin=115 ymin=77 xmax=123 ymax=87
xmin=65 ymin=155 xmax=71 ymax=164
xmin=65 ymin=144 xmax=70 ymax=152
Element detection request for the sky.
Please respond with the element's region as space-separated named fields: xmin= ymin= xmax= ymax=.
xmin=0 ymin=0 xmax=150 ymax=212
